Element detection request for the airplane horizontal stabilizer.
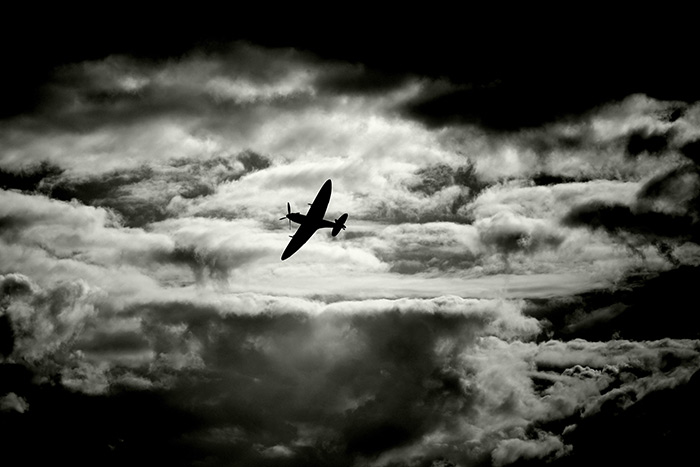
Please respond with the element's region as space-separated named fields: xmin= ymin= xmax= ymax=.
xmin=332 ymin=213 xmax=348 ymax=237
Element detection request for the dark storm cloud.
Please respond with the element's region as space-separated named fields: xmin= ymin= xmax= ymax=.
xmin=338 ymin=312 xmax=483 ymax=456
xmin=525 ymin=266 xmax=700 ymax=342
xmin=400 ymin=79 xmax=593 ymax=131
xmin=0 ymin=378 xmax=205 ymax=467
xmin=370 ymin=160 xmax=491 ymax=227
xmin=2 ymin=281 xmax=699 ymax=466
xmin=0 ymin=273 xmax=97 ymax=363
xmin=519 ymin=130 xmax=591 ymax=157
xmin=400 ymin=72 xmax=645 ymax=132
xmin=407 ymin=161 xmax=488 ymax=199
xmin=0 ymin=161 xmax=64 ymax=192
xmin=563 ymin=201 xmax=693 ymax=239
xmin=315 ymin=63 xmax=411 ymax=95
xmin=625 ymin=127 xmax=673 ymax=157
xmin=0 ymin=43 xmax=322 ymax=175
xmin=0 ymin=314 xmax=13 ymax=358
xmin=250 ymin=17 xmax=696 ymax=124
xmin=395 ymin=30 xmax=700 ymax=132
xmin=479 ymin=216 xmax=565 ymax=257
xmin=0 ymin=274 xmax=37 ymax=359
xmin=114 ymin=296 xmax=540 ymax=466
xmin=0 ymin=10 xmax=245 ymax=119
xmin=516 ymin=117 xmax=674 ymax=167
xmin=546 ymin=369 xmax=700 ymax=467
xmin=637 ymin=164 xmax=700 ymax=208
xmin=529 ymin=173 xmax=588 ymax=187
xmin=562 ymin=163 xmax=700 ymax=262
xmin=680 ymin=138 xmax=700 ymax=164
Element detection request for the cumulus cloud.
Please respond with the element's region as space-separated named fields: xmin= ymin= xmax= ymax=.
xmin=0 ymin=392 xmax=29 ymax=413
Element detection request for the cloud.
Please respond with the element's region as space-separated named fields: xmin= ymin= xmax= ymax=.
xmin=150 ymin=217 xmax=281 ymax=279
xmin=406 ymin=161 xmax=487 ymax=198
xmin=368 ymin=222 xmax=481 ymax=274
xmin=315 ymin=62 xmax=412 ymax=95
xmin=3 ymin=36 xmax=700 ymax=467
xmin=397 ymin=69 xmax=692 ymax=132
xmin=470 ymin=179 xmax=640 ymax=224
xmin=563 ymin=201 xmax=693 ymax=240
xmin=0 ymin=43 xmax=451 ymax=178
xmin=636 ymin=164 xmax=700 ymax=216
xmin=1 ymin=187 xmax=607 ymax=301
xmin=681 ymin=137 xmax=700 ymax=163
xmin=476 ymin=211 xmax=565 ymax=257
xmin=562 ymin=164 xmax=700 ymax=263
xmin=2 ymin=274 xmax=699 ymax=465
xmin=527 ymin=265 xmax=700 ymax=342
xmin=92 ymin=294 xmax=700 ymax=464
xmin=0 ymin=189 xmax=174 ymax=271
xmin=0 ymin=392 xmax=29 ymax=413
xmin=492 ymin=430 xmax=570 ymax=466
xmin=40 ymin=149 xmax=271 ymax=227
xmin=0 ymin=45 xmax=306 ymax=172
xmin=0 ymin=161 xmax=64 ymax=192
xmin=425 ymin=94 xmax=694 ymax=190
xmin=0 ymin=188 xmax=276 ymax=286
xmin=149 ymin=296 xmax=539 ymax=464
xmin=364 ymin=214 xmax=566 ymax=277
xmin=625 ymin=127 xmax=673 ymax=156
xmin=1 ymin=273 xmax=98 ymax=362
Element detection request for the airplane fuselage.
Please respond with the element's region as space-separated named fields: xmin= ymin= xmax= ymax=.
xmin=287 ymin=213 xmax=335 ymax=229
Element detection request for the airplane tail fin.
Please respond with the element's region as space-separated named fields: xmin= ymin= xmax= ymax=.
xmin=332 ymin=213 xmax=348 ymax=237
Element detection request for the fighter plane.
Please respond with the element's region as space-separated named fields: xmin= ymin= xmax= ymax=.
xmin=279 ymin=179 xmax=348 ymax=260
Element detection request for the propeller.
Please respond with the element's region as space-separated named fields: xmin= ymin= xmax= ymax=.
xmin=279 ymin=202 xmax=292 ymax=230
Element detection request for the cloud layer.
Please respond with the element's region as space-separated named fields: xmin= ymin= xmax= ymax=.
xmin=2 ymin=40 xmax=700 ymax=466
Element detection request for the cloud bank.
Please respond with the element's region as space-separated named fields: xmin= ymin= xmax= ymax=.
xmin=2 ymin=39 xmax=700 ymax=466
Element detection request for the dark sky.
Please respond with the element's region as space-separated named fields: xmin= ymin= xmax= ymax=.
xmin=2 ymin=15 xmax=700 ymax=467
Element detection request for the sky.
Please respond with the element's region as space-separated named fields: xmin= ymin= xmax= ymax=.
xmin=2 ymin=18 xmax=700 ymax=467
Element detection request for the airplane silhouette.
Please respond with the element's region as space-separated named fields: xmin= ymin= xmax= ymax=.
xmin=279 ymin=179 xmax=348 ymax=260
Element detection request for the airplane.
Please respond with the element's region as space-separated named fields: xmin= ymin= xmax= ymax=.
xmin=279 ymin=179 xmax=348 ymax=260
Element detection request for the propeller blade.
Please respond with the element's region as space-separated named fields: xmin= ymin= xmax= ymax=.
xmin=288 ymin=219 xmax=291 ymax=230
xmin=279 ymin=217 xmax=286 ymax=220
xmin=287 ymin=202 xmax=291 ymax=214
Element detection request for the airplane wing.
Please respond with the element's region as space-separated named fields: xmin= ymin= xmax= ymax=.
xmin=305 ymin=179 xmax=332 ymax=221
xmin=281 ymin=222 xmax=319 ymax=260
